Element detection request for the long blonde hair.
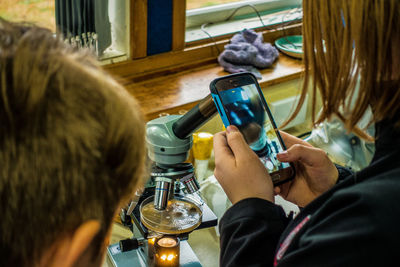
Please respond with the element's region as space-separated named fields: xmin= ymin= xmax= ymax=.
xmin=288 ymin=0 xmax=400 ymax=138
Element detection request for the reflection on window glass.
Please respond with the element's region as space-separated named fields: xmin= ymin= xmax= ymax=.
xmin=187 ymin=0 xmax=253 ymax=10
xmin=0 ymin=0 xmax=56 ymax=32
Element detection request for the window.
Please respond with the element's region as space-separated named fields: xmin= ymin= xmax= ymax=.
xmin=186 ymin=0 xmax=302 ymax=43
xmin=0 ymin=0 xmax=128 ymax=61
xmin=2 ymin=0 xmax=303 ymax=78
xmin=106 ymin=0 xmax=303 ymax=79
xmin=55 ymin=0 xmax=129 ymax=61
xmin=187 ymin=0 xmax=249 ymax=10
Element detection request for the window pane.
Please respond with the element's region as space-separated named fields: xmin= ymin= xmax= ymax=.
xmin=186 ymin=0 xmax=302 ymax=33
xmin=0 ymin=0 xmax=56 ymax=32
xmin=187 ymin=0 xmax=253 ymax=10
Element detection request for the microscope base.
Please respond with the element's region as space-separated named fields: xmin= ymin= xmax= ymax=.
xmin=107 ymin=240 xmax=202 ymax=267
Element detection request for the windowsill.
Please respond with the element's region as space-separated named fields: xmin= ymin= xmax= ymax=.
xmin=99 ymin=49 xmax=128 ymax=65
xmin=120 ymin=53 xmax=303 ymax=121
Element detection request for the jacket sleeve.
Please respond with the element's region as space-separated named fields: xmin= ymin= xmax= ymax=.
xmin=219 ymin=198 xmax=290 ymax=267
xmin=277 ymin=180 xmax=392 ymax=267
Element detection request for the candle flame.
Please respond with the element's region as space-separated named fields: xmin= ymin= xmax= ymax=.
xmin=167 ymin=254 xmax=175 ymax=261
xmin=161 ymin=255 xmax=167 ymax=261
xmin=157 ymin=237 xmax=177 ymax=247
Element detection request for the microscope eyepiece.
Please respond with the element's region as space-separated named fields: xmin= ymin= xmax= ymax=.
xmin=172 ymin=94 xmax=217 ymax=139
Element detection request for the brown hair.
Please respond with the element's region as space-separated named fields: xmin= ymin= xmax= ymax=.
xmin=0 ymin=20 xmax=146 ymax=266
xmin=287 ymin=0 xmax=400 ymax=137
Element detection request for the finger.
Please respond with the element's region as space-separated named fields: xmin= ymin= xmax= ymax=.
xmin=226 ymin=125 xmax=253 ymax=161
xmin=279 ymin=131 xmax=313 ymax=148
xmin=277 ymin=144 xmax=326 ymax=167
xmin=213 ymin=131 xmax=234 ymax=163
xmin=274 ymin=187 xmax=281 ymax=195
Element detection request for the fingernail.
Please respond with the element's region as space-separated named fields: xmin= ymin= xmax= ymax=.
xmin=226 ymin=125 xmax=238 ymax=134
xmin=277 ymin=151 xmax=288 ymax=158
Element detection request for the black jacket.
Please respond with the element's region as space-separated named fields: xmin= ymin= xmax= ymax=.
xmin=219 ymin=120 xmax=400 ymax=266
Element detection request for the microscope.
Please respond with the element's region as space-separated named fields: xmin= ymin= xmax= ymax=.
xmin=107 ymin=94 xmax=218 ymax=267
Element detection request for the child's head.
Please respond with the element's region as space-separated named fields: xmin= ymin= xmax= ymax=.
xmin=0 ymin=19 xmax=146 ymax=267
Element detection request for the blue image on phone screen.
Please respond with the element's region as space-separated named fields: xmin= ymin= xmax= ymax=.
xmin=218 ymin=84 xmax=290 ymax=173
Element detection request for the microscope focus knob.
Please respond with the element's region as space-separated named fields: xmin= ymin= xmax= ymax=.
xmin=119 ymin=238 xmax=140 ymax=252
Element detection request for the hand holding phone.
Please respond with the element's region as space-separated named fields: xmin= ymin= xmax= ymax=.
xmin=210 ymin=73 xmax=295 ymax=186
xmin=213 ymin=126 xmax=275 ymax=204
xmin=275 ymin=131 xmax=339 ymax=207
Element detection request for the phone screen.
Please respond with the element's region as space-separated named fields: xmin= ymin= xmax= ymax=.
xmin=217 ymin=84 xmax=290 ymax=174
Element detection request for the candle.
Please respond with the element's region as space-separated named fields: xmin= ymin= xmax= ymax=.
xmin=157 ymin=237 xmax=177 ymax=247
xmin=154 ymin=236 xmax=180 ymax=267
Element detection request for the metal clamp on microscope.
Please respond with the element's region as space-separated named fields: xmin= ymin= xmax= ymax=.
xmin=108 ymin=94 xmax=218 ymax=267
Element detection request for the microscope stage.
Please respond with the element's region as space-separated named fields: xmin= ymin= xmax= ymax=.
xmin=133 ymin=196 xmax=218 ymax=238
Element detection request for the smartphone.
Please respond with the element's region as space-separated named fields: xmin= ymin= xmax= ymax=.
xmin=210 ymin=72 xmax=294 ymax=186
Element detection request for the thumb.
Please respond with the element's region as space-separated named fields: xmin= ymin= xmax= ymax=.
xmin=226 ymin=125 xmax=252 ymax=160
xmin=277 ymin=144 xmax=326 ymax=167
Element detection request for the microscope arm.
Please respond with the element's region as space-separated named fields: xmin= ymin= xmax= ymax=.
xmin=172 ymin=94 xmax=217 ymax=139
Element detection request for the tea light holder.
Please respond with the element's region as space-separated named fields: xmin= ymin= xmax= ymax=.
xmin=147 ymin=237 xmax=156 ymax=263
xmin=153 ymin=236 xmax=180 ymax=267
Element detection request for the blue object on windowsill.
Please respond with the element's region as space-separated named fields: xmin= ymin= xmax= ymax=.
xmin=275 ymin=35 xmax=303 ymax=59
xmin=147 ymin=0 xmax=173 ymax=56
